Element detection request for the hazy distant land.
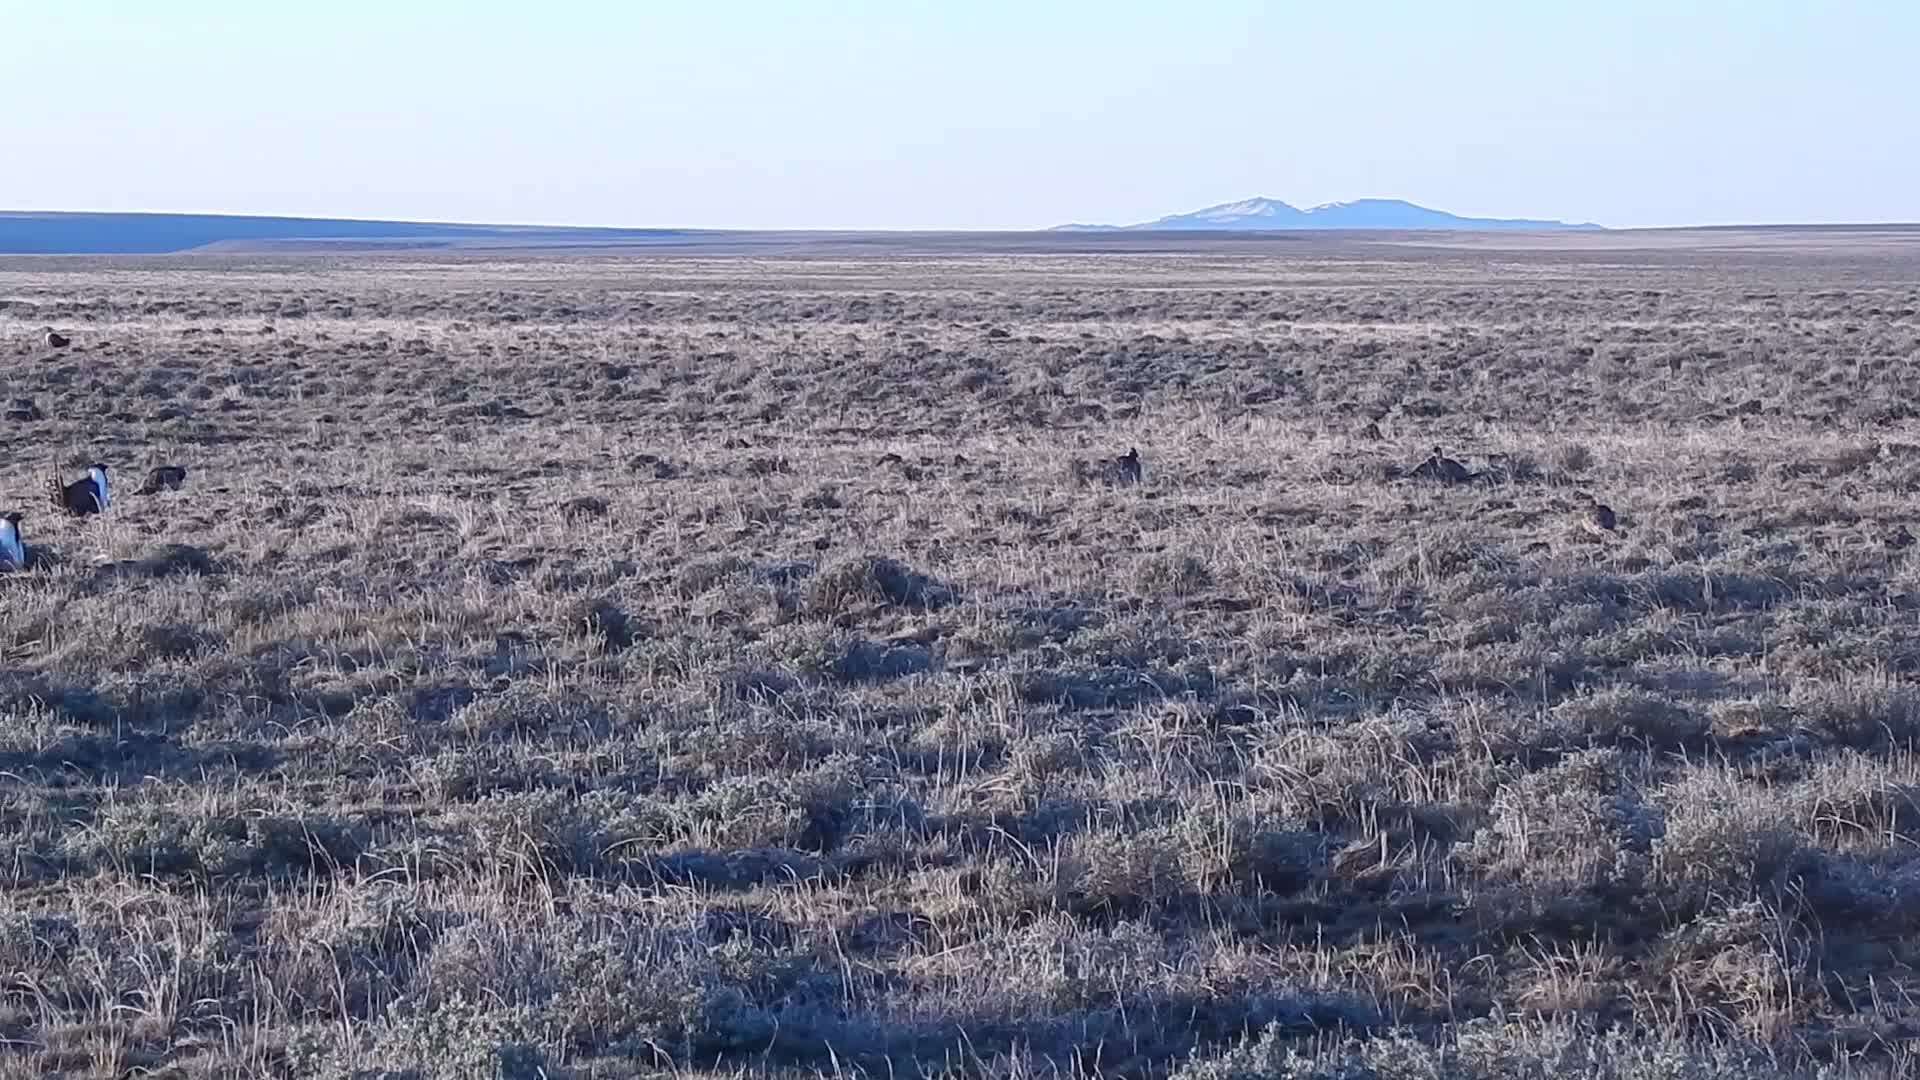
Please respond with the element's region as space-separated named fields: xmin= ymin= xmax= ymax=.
xmin=4 ymin=208 xmax=1920 ymax=257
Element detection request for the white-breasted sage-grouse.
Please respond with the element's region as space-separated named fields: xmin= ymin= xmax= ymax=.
xmin=0 ymin=511 xmax=24 ymax=571
xmin=48 ymin=463 xmax=110 ymax=517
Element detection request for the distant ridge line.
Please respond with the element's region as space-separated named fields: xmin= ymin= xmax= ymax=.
xmin=3 ymin=208 xmax=1915 ymax=256
xmin=1052 ymin=196 xmax=1605 ymax=232
xmin=0 ymin=210 xmax=696 ymax=255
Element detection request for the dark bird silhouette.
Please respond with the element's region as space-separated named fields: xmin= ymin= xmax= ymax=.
xmin=0 ymin=511 xmax=24 ymax=571
xmin=876 ymin=452 xmax=923 ymax=481
xmin=1358 ymin=421 xmax=1384 ymax=441
xmin=1067 ymin=443 xmax=1136 ymax=486
xmin=134 ymin=465 xmax=188 ymax=495
xmin=1886 ymin=525 xmax=1916 ymax=551
xmin=558 ymin=495 xmax=609 ymax=521
xmin=43 ymin=329 xmax=70 ymax=349
xmin=1411 ymin=446 xmax=1474 ymax=485
xmin=1567 ymin=491 xmax=1621 ymax=537
xmin=48 ymin=462 xmax=110 ymax=517
xmin=1071 ymin=446 xmax=1143 ymax=488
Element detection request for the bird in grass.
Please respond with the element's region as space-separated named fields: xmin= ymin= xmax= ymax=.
xmin=48 ymin=462 xmax=110 ymax=517
xmin=1572 ymin=492 xmax=1619 ymax=537
xmin=1071 ymin=446 xmax=1143 ymax=488
xmin=876 ymin=452 xmax=923 ymax=481
xmin=1584 ymin=501 xmax=1618 ymax=536
xmin=0 ymin=511 xmax=25 ymax=571
xmin=1411 ymin=445 xmax=1474 ymax=485
xmin=43 ymin=329 xmax=70 ymax=349
xmin=134 ymin=465 xmax=188 ymax=495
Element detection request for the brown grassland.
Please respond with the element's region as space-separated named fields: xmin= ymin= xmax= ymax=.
xmin=3 ymin=233 xmax=1920 ymax=1077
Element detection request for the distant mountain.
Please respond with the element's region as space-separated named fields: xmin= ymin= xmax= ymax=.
xmin=0 ymin=211 xmax=696 ymax=255
xmin=1056 ymin=197 xmax=1602 ymax=232
xmin=0 ymin=201 xmax=1604 ymax=255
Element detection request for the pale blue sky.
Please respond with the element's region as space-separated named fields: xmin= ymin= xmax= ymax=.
xmin=4 ymin=1 xmax=1914 ymax=229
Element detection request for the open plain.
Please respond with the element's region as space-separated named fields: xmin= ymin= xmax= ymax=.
xmin=3 ymin=230 xmax=1920 ymax=1077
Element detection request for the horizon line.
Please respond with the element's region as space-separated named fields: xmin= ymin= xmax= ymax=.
xmin=7 ymin=206 xmax=1920 ymax=234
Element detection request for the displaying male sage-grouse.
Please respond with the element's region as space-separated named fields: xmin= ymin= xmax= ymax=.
xmin=43 ymin=329 xmax=70 ymax=349
xmin=134 ymin=465 xmax=188 ymax=495
xmin=0 ymin=511 xmax=24 ymax=571
xmin=48 ymin=463 xmax=110 ymax=516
